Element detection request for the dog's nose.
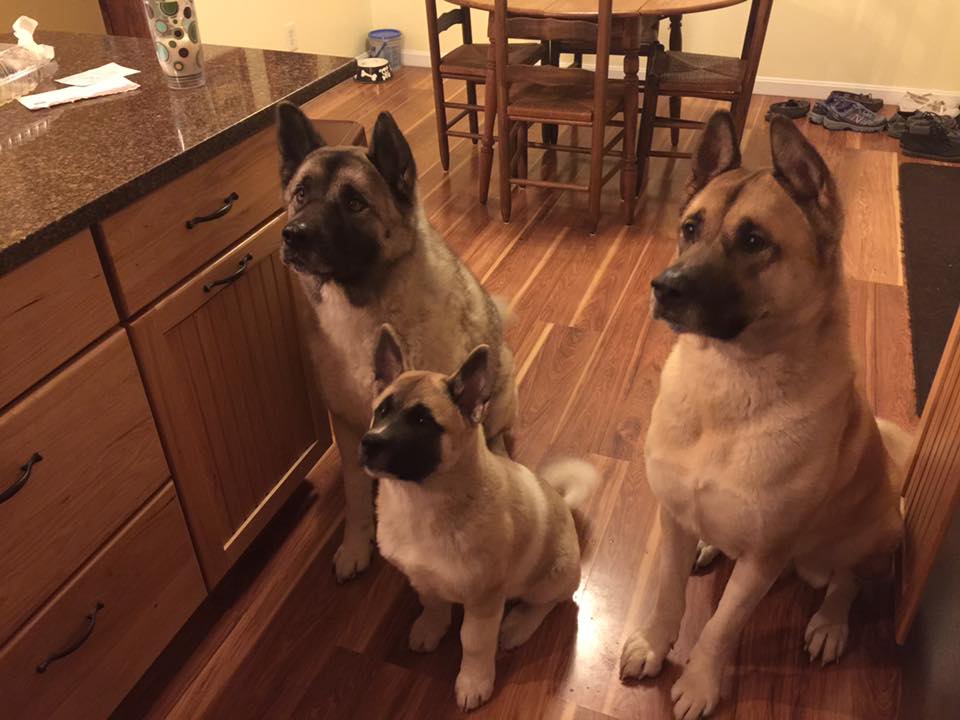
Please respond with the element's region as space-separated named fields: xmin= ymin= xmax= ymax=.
xmin=360 ymin=433 xmax=387 ymax=462
xmin=651 ymin=267 xmax=691 ymax=304
xmin=282 ymin=220 xmax=309 ymax=244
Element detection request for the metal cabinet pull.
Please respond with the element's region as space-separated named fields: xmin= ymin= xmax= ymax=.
xmin=185 ymin=192 xmax=239 ymax=229
xmin=36 ymin=602 xmax=104 ymax=673
xmin=0 ymin=452 xmax=42 ymax=504
xmin=203 ymin=254 xmax=254 ymax=293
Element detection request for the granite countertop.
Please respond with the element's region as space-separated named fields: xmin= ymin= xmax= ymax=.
xmin=0 ymin=31 xmax=355 ymax=277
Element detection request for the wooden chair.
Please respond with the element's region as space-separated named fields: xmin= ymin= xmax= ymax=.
xmin=641 ymin=0 xmax=774 ymax=166
xmin=490 ymin=0 xmax=650 ymax=233
xmin=426 ymin=0 xmax=545 ymax=171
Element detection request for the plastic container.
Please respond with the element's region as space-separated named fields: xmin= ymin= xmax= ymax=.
xmin=0 ymin=43 xmax=49 ymax=106
xmin=367 ymin=29 xmax=402 ymax=71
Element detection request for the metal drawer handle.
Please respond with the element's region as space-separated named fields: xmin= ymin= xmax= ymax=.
xmin=36 ymin=602 xmax=104 ymax=673
xmin=203 ymin=254 xmax=254 ymax=293
xmin=0 ymin=452 xmax=42 ymax=504
xmin=185 ymin=192 xmax=239 ymax=229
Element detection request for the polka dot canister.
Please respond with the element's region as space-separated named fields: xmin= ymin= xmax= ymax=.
xmin=143 ymin=0 xmax=205 ymax=89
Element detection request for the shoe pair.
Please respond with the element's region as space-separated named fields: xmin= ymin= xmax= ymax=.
xmin=898 ymin=91 xmax=957 ymax=116
xmin=887 ymin=111 xmax=959 ymax=139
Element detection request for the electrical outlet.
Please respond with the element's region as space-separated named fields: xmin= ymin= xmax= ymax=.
xmin=285 ymin=22 xmax=297 ymax=51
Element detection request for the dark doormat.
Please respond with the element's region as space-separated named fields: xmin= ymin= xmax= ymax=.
xmin=899 ymin=162 xmax=960 ymax=414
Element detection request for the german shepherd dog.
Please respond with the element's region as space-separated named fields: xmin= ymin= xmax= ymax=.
xmin=363 ymin=325 xmax=598 ymax=711
xmin=620 ymin=113 xmax=907 ymax=719
xmin=276 ymin=103 xmax=518 ymax=581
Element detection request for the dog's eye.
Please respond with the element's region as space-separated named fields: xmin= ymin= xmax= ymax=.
xmin=375 ymin=396 xmax=393 ymax=418
xmin=346 ymin=196 xmax=367 ymax=213
xmin=740 ymin=232 xmax=769 ymax=254
xmin=681 ymin=220 xmax=699 ymax=243
xmin=293 ymin=184 xmax=306 ymax=204
xmin=408 ymin=404 xmax=431 ymax=426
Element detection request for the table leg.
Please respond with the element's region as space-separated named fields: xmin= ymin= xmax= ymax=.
xmin=622 ymin=48 xmax=640 ymax=225
xmin=541 ymin=41 xmax=560 ymax=145
xmin=669 ymin=15 xmax=682 ymax=146
xmin=478 ymin=39 xmax=497 ymax=204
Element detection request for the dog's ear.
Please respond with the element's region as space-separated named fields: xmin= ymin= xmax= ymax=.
xmin=769 ymin=115 xmax=836 ymax=205
xmin=447 ymin=345 xmax=490 ymax=425
xmin=769 ymin=116 xmax=843 ymax=258
xmin=373 ymin=324 xmax=407 ymax=395
xmin=277 ymin=102 xmax=324 ymax=187
xmin=688 ymin=111 xmax=742 ymax=197
xmin=369 ymin=112 xmax=417 ymax=207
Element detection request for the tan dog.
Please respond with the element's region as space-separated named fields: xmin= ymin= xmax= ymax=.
xmin=619 ymin=112 xmax=907 ymax=719
xmin=362 ymin=325 xmax=598 ymax=711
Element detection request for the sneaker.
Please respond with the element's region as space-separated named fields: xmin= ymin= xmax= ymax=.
xmin=901 ymin=123 xmax=960 ymax=162
xmin=809 ymin=99 xmax=887 ymax=133
xmin=826 ymin=90 xmax=883 ymax=112
xmin=765 ymin=99 xmax=810 ymax=121
xmin=898 ymin=91 xmax=958 ymax=115
xmin=887 ymin=111 xmax=959 ymax=139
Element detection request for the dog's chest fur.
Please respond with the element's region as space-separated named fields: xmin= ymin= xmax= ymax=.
xmin=645 ymin=338 xmax=853 ymax=556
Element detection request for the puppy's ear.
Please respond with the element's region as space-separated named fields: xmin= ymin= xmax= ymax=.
xmin=769 ymin=116 xmax=843 ymax=259
xmin=277 ymin=102 xmax=324 ymax=187
xmin=447 ymin=345 xmax=491 ymax=425
xmin=369 ymin=112 xmax=417 ymax=207
xmin=688 ymin=111 xmax=742 ymax=198
xmin=373 ymin=324 xmax=407 ymax=395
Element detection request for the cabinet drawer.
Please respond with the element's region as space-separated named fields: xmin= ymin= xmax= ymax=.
xmin=0 ymin=331 xmax=169 ymax=644
xmin=0 ymin=483 xmax=205 ymax=720
xmin=0 ymin=230 xmax=117 ymax=410
xmin=129 ymin=214 xmax=326 ymax=587
xmin=99 ymin=126 xmax=283 ymax=315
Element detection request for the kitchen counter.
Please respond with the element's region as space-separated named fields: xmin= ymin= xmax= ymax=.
xmin=0 ymin=30 xmax=354 ymax=276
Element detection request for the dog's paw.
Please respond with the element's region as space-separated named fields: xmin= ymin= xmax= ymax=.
xmin=804 ymin=613 xmax=849 ymax=666
xmin=670 ymin=659 xmax=721 ymax=720
xmin=455 ymin=668 xmax=495 ymax=711
xmin=333 ymin=533 xmax=372 ymax=582
xmin=694 ymin=541 xmax=721 ymax=570
xmin=620 ymin=630 xmax=669 ymax=680
xmin=409 ymin=610 xmax=450 ymax=653
xmin=499 ymin=603 xmax=547 ymax=650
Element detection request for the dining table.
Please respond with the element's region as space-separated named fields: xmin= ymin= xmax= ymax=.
xmin=445 ymin=0 xmax=749 ymax=203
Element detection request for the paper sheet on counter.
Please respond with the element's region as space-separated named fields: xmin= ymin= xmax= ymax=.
xmin=56 ymin=62 xmax=139 ymax=86
xmin=18 ymin=75 xmax=139 ymax=110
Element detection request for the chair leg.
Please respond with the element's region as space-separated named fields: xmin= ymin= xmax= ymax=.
xmin=730 ymin=97 xmax=750 ymax=143
xmin=621 ymin=53 xmax=640 ymax=226
xmin=431 ymin=71 xmax=450 ymax=171
xmin=542 ymin=42 xmax=560 ymax=145
xmin=478 ymin=48 xmax=497 ymax=204
xmin=518 ymin=122 xmax=529 ymax=180
xmin=466 ymin=81 xmax=480 ymax=144
xmin=668 ymin=15 xmax=683 ymax=147
xmin=636 ymin=45 xmax=662 ymax=197
xmin=497 ymin=111 xmax=514 ymax=222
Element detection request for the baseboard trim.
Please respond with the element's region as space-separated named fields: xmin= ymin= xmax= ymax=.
xmin=399 ymin=49 xmax=960 ymax=107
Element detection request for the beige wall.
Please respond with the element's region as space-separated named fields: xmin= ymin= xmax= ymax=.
xmin=196 ymin=0 xmax=371 ymax=58
xmin=0 ymin=0 xmax=104 ymax=35
xmin=372 ymin=0 xmax=960 ymax=93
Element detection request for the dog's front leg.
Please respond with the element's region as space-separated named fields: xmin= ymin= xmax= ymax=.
xmin=456 ymin=594 xmax=504 ymax=711
xmin=671 ymin=554 xmax=785 ymax=720
xmin=621 ymin=506 xmax=698 ymax=680
xmin=330 ymin=414 xmax=375 ymax=582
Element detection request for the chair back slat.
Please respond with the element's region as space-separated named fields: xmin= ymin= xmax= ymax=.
xmin=436 ymin=8 xmax=465 ymax=34
xmin=740 ymin=0 xmax=773 ymax=65
xmin=505 ymin=16 xmax=599 ymax=44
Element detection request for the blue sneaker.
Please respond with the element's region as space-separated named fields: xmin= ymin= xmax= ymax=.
xmin=809 ymin=98 xmax=887 ymax=133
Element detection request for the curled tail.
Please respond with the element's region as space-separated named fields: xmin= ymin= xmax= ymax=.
xmin=541 ymin=458 xmax=600 ymax=511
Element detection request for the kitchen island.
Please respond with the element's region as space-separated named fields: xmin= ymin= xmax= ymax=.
xmin=0 ymin=31 xmax=354 ymax=719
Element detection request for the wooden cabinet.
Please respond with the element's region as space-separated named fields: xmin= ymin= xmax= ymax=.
xmin=0 ymin=483 xmax=205 ymax=720
xmin=0 ymin=331 xmax=169 ymax=645
xmin=0 ymin=230 xmax=117 ymax=410
xmin=129 ymin=213 xmax=328 ymax=587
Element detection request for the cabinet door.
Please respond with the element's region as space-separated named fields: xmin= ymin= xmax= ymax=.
xmin=129 ymin=214 xmax=329 ymax=587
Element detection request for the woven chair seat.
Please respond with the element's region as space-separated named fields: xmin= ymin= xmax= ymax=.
xmin=659 ymin=51 xmax=745 ymax=93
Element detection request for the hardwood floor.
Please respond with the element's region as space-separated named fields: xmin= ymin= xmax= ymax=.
xmin=115 ymin=68 xmax=917 ymax=720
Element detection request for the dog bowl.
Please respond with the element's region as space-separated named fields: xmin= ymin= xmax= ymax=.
xmin=355 ymin=57 xmax=392 ymax=84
